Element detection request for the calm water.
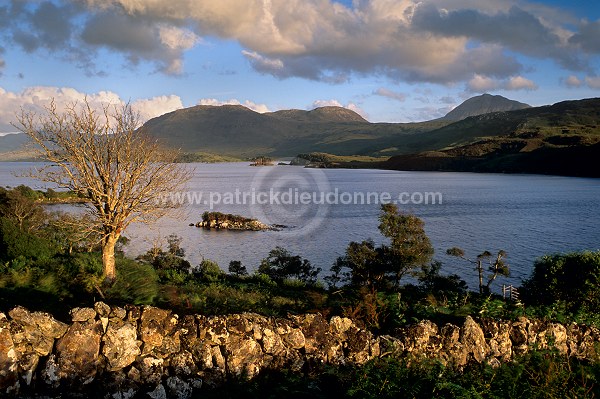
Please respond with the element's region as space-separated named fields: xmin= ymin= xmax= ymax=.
xmin=1 ymin=162 xmax=599 ymax=292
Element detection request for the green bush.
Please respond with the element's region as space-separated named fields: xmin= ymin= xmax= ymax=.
xmin=258 ymin=247 xmax=321 ymax=285
xmin=106 ymin=258 xmax=159 ymax=305
xmin=0 ymin=218 xmax=56 ymax=261
xmin=521 ymin=251 xmax=600 ymax=320
xmin=195 ymin=259 xmax=223 ymax=282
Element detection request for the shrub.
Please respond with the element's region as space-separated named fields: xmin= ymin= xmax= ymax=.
xmin=196 ymin=259 xmax=223 ymax=282
xmin=106 ymin=258 xmax=159 ymax=304
xmin=228 ymin=260 xmax=248 ymax=276
xmin=0 ymin=218 xmax=56 ymax=261
xmin=258 ymin=247 xmax=321 ymax=285
xmin=521 ymin=251 xmax=600 ymax=317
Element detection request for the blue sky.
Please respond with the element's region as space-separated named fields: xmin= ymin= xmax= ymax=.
xmin=1 ymin=0 xmax=600 ymax=133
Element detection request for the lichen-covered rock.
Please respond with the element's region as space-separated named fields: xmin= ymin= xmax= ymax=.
xmin=0 ymin=314 xmax=19 ymax=395
xmin=166 ymin=376 xmax=193 ymax=399
xmin=53 ymin=320 xmax=103 ymax=384
xmin=1 ymin=304 xmax=599 ymax=397
xmin=70 ymin=307 xmax=97 ymax=322
xmin=140 ymin=306 xmax=172 ymax=354
xmin=460 ymin=316 xmax=487 ymax=363
xmin=94 ymin=301 xmax=111 ymax=318
xmin=225 ymin=335 xmax=263 ymax=378
xmin=102 ymin=322 xmax=141 ymax=370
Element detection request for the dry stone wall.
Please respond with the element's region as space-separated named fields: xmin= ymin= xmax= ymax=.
xmin=0 ymin=302 xmax=598 ymax=398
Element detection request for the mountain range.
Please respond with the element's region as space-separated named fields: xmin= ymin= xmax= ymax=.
xmin=2 ymin=94 xmax=599 ymax=176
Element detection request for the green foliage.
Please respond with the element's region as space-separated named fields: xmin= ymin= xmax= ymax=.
xmin=228 ymin=260 xmax=248 ymax=276
xmin=258 ymin=247 xmax=321 ymax=285
xmin=333 ymin=205 xmax=433 ymax=290
xmin=200 ymin=350 xmax=600 ymax=398
xmin=521 ymin=251 xmax=600 ymax=323
xmin=0 ymin=218 xmax=56 ymax=261
xmin=137 ymin=235 xmax=191 ymax=274
xmin=196 ymin=259 xmax=223 ymax=282
xmin=334 ymin=240 xmax=388 ymax=290
xmin=378 ymin=204 xmax=434 ymax=277
xmin=416 ymin=261 xmax=469 ymax=312
xmin=106 ymin=257 xmax=159 ymax=305
xmin=346 ymin=351 xmax=600 ymax=399
xmin=0 ymin=187 xmax=47 ymax=231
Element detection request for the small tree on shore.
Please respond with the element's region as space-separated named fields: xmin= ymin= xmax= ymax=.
xmin=379 ymin=203 xmax=434 ymax=286
xmin=15 ymin=99 xmax=190 ymax=281
xmin=446 ymin=247 xmax=509 ymax=294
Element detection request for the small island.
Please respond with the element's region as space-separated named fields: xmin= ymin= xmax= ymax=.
xmin=249 ymin=156 xmax=274 ymax=166
xmin=195 ymin=211 xmax=274 ymax=231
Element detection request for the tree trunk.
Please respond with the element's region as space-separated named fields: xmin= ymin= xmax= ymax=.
xmin=102 ymin=233 xmax=119 ymax=281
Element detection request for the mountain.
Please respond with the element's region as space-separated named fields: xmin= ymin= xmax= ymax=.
xmin=268 ymin=106 xmax=368 ymax=123
xmin=142 ymin=104 xmax=443 ymax=157
xmin=0 ymin=134 xmax=35 ymax=161
xmin=441 ymin=94 xmax=530 ymax=121
xmin=4 ymin=96 xmax=600 ymax=176
xmin=377 ymin=97 xmax=600 ymax=177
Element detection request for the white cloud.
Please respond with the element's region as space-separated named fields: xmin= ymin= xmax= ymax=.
xmin=241 ymin=50 xmax=285 ymax=76
xmin=374 ymin=88 xmax=407 ymax=102
xmin=506 ymin=76 xmax=538 ymax=91
xmin=2 ymin=0 xmax=598 ymax=84
xmin=131 ymin=95 xmax=184 ymax=121
xmin=0 ymin=86 xmax=183 ymax=133
xmin=585 ymin=76 xmax=600 ymax=90
xmin=158 ymin=26 xmax=199 ymax=50
xmin=467 ymin=74 xmax=500 ymax=92
xmin=197 ymin=98 xmax=270 ymax=113
xmin=564 ymin=75 xmax=582 ymax=88
xmin=467 ymin=74 xmax=538 ymax=92
xmin=312 ymin=99 xmax=343 ymax=108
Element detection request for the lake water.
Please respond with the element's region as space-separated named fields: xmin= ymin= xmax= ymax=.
xmin=1 ymin=162 xmax=599 ymax=292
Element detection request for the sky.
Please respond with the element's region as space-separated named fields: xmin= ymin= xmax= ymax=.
xmin=1 ymin=0 xmax=600 ymax=134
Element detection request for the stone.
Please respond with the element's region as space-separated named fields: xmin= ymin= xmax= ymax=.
xmin=103 ymin=322 xmax=141 ymax=370
xmin=261 ymin=328 xmax=286 ymax=356
xmin=166 ymin=376 xmax=193 ymax=399
xmin=460 ymin=316 xmax=488 ymax=363
xmin=147 ymin=383 xmax=167 ymax=399
xmin=2 ymin=304 xmax=600 ymax=397
xmin=140 ymin=307 xmax=171 ymax=353
xmin=8 ymin=307 xmax=67 ymax=339
xmin=171 ymin=350 xmax=197 ymax=377
xmin=225 ymin=335 xmax=263 ymax=378
xmin=201 ymin=317 xmax=229 ymax=346
xmin=138 ymin=357 xmax=165 ymax=386
xmin=70 ymin=307 xmax=97 ymax=322
xmin=110 ymin=306 xmax=127 ymax=320
xmin=94 ymin=301 xmax=111 ymax=317
xmin=54 ymin=320 xmax=103 ymax=383
xmin=0 ymin=319 xmax=19 ymax=394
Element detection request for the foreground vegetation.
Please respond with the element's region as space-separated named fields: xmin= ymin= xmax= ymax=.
xmin=1 ymin=185 xmax=600 ymax=396
xmin=205 ymin=351 xmax=600 ymax=399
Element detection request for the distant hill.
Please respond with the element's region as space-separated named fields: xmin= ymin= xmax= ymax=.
xmin=4 ymin=96 xmax=600 ymax=177
xmin=441 ymin=94 xmax=530 ymax=121
xmin=0 ymin=134 xmax=35 ymax=161
xmin=267 ymin=106 xmax=368 ymax=123
xmin=142 ymin=104 xmax=444 ymax=157
xmin=376 ymin=97 xmax=600 ymax=177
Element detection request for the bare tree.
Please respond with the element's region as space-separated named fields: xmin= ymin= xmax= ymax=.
xmin=15 ymin=99 xmax=190 ymax=280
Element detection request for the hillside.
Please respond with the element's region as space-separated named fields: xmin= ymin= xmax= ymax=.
xmin=0 ymin=134 xmax=35 ymax=161
xmin=142 ymin=104 xmax=445 ymax=157
xmin=441 ymin=93 xmax=530 ymax=121
xmin=3 ymin=96 xmax=600 ymax=177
